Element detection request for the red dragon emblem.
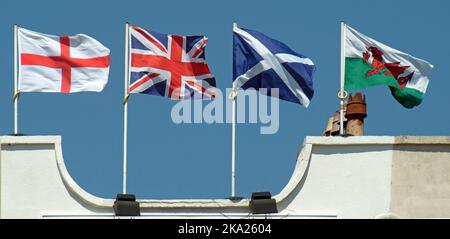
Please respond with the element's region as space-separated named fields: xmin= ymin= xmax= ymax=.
xmin=362 ymin=46 xmax=414 ymax=88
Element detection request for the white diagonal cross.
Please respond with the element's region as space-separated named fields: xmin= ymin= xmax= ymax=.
xmin=233 ymin=26 xmax=314 ymax=107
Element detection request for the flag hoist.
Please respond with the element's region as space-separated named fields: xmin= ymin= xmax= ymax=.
xmin=12 ymin=25 xmax=110 ymax=135
xmin=231 ymin=22 xmax=315 ymax=198
xmin=121 ymin=23 xmax=216 ymax=194
xmin=339 ymin=21 xmax=433 ymax=134
xmin=342 ymin=23 xmax=433 ymax=109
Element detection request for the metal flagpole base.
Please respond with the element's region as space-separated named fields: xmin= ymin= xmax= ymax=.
xmin=228 ymin=196 xmax=244 ymax=201
xmin=8 ymin=133 xmax=26 ymax=136
xmin=113 ymin=193 xmax=140 ymax=216
xmin=337 ymin=133 xmax=353 ymax=137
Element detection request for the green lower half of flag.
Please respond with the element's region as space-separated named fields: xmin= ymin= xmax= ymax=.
xmin=344 ymin=57 xmax=399 ymax=91
xmin=344 ymin=57 xmax=425 ymax=108
xmin=389 ymin=86 xmax=425 ymax=109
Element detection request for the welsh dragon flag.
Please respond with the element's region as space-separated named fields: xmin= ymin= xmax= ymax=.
xmin=344 ymin=24 xmax=433 ymax=108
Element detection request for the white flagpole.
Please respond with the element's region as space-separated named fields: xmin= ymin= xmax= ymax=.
xmin=123 ymin=22 xmax=130 ymax=194
xmin=13 ymin=24 xmax=19 ymax=135
xmin=231 ymin=92 xmax=236 ymax=198
xmin=339 ymin=21 xmax=347 ymax=135
xmin=230 ymin=21 xmax=237 ymax=198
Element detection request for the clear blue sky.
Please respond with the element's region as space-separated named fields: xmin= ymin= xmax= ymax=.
xmin=0 ymin=0 xmax=449 ymax=199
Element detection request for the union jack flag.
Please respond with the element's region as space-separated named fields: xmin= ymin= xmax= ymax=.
xmin=129 ymin=26 xmax=216 ymax=99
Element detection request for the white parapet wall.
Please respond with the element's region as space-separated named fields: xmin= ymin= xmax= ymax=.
xmin=1 ymin=135 xmax=450 ymax=219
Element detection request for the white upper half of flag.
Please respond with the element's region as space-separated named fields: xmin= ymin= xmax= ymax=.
xmin=344 ymin=24 xmax=433 ymax=93
xmin=18 ymin=27 xmax=110 ymax=93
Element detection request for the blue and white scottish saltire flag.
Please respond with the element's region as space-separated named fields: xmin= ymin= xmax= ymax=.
xmin=233 ymin=26 xmax=315 ymax=107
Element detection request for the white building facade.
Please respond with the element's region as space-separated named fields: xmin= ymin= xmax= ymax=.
xmin=1 ymin=135 xmax=450 ymax=219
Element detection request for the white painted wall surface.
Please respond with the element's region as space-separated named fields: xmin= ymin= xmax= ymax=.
xmin=279 ymin=144 xmax=393 ymax=218
xmin=1 ymin=135 xmax=449 ymax=219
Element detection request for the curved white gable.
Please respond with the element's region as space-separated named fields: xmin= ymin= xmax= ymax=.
xmin=1 ymin=135 xmax=450 ymax=218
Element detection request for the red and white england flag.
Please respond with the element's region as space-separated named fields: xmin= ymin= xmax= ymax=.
xmin=18 ymin=27 xmax=110 ymax=93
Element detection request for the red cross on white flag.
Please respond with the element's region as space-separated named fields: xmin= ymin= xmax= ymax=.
xmin=18 ymin=27 xmax=110 ymax=93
